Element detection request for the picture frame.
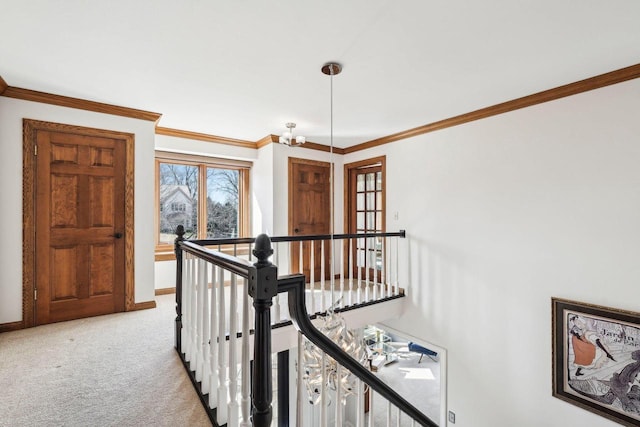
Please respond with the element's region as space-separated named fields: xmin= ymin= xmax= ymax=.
xmin=552 ymin=298 xmax=640 ymax=426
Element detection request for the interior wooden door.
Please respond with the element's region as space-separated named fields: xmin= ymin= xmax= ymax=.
xmin=345 ymin=157 xmax=385 ymax=282
xmin=35 ymin=129 xmax=126 ymax=324
xmin=288 ymin=157 xmax=331 ymax=281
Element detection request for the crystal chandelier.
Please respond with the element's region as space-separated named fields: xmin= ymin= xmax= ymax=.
xmin=302 ymin=307 xmax=366 ymax=406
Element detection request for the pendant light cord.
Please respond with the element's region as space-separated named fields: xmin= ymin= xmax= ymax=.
xmin=329 ymin=68 xmax=335 ymax=304
xmin=321 ymin=62 xmax=341 ymax=308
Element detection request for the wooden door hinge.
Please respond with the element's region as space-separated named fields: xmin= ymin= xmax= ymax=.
xmin=34 ymin=145 xmax=38 ymax=156
xmin=34 ymin=289 xmax=37 ymax=300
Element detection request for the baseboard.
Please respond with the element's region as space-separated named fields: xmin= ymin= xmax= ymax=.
xmin=155 ymin=287 xmax=176 ymax=295
xmin=130 ymin=301 xmax=157 ymax=311
xmin=0 ymin=321 xmax=23 ymax=333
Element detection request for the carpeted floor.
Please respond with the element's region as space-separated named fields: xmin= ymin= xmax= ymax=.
xmin=369 ymin=347 xmax=441 ymax=426
xmin=0 ymin=295 xmax=210 ymax=427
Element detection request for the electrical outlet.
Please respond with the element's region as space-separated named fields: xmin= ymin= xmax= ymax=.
xmin=448 ymin=411 xmax=456 ymax=424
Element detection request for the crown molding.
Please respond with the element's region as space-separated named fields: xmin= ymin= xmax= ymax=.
xmin=298 ymin=141 xmax=346 ymax=155
xmin=256 ymin=133 xmax=346 ymax=154
xmin=0 ymin=75 xmax=7 ymax=95
xmin=256 ymin=134 xmax=278 ymax=149
xmin=2 ymin=86 xmax=162 ymax=122
xmin=345 ymin=63 xmax=640 ymax=154
xmin=156 ymin=126 xmax=256 ymax=149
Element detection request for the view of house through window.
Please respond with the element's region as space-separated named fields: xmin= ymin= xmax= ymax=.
xmin=156 ymin=152 xmax=250 ymax=250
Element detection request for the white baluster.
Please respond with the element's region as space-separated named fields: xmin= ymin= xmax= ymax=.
xmin=396 ymin=406 xmax=401 ymax=427
xmin=357 ymin=242 xmax=362 ymax=304
xmin=228 ymin=273 xmax=239 ymax=427
xmin=320 ymin=352 xmax=327 ymax=427
xmin=181 ymin=252 xmax=189 ymax=359
xmin=330 ymin=239 xmax=335 ymax=307
xmin=369 ymin=388 xmax=375 ymax=426
xmin=273 ymin=243 xmax=281 ymax=323
xmin=184 ymin=254 xmax=192 ymax=362
xmin=339 ymin=239 xmax=345 ymax=308
xmin=196 ymin=259 xmax=206 ymax=381
xmin=209 ymin=264 xmax=219 ymax=409
xmin=372 ymin=241 xmax=378 ymax=302
xmin=395 ymin=236 xmax=399 ymax=296
xmin=296 ymin=333 xmax=304 ymax=427
xmin=381 ymin=237 xmax=386 ymax=299
xmin=240 ymin=277 xmax=251 ymax=427
xmin=364 ymin=239 xmax=370 ymax=302
xmin=310 ymin=240 xmax=315 ymax=314
xmin=190 ymin=256 xmax=198 ymax=371
xmin=356 ymin=380 xmax=363 ymax=427
xmin=385 ymin=236 xmax=391 ymax=297
xmin=217 ymin=265 xmax=228 ymax=425
xmin=386 ymin=400 xmax=392 ymax=427
xmin=201 ymin=260 xmax=211 ymax=393
xmin=336 ymin=364 xmax=343 ymax=426
xmin=320 ymin=240 xmax=325 ymax=311
xmin=348 ymin=239 xmax=354 ymax=306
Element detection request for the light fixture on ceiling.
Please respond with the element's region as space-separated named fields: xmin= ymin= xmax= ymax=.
xmin=279 ymin=122 xmax=306 ymax=146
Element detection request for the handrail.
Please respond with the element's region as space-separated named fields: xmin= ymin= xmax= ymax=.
xmin=278 ymin=273 xmax=438 ymax=427
xmin=189 ymin=229 xmax=406 ymax=246
xmin=179 ymin=240 xmax=256 ymax=279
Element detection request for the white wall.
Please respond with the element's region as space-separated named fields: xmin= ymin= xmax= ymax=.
xmin=0 ymin=97 xmax=157 ymax=324
xmin=253 ymin=143 xmax=275 ymax=235
xmin=344 ymin=79 xmax=640 ymax=427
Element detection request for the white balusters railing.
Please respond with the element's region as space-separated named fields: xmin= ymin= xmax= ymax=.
xmin=175 ymin=231 xmax=415 ymax=427
xmin=177 ymin=242 xmax=256 ymax=427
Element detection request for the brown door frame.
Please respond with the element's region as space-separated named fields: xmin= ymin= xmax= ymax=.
xmin=288 ymin=156 xmax=333 ymax=279
xmin=343 ymin=155 xmax=386 ymax=280
xmin=22 ymin=119 xmax=136 ymax=328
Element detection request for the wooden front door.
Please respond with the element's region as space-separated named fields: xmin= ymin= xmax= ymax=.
xmin=288 ymin=157 xmax=331 ymax=281
xmin=29 ymin=122 xmax=130 ymax=325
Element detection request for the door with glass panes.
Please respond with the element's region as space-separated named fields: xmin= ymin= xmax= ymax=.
xmin=345 ymin=157 xmax=385 ymax=282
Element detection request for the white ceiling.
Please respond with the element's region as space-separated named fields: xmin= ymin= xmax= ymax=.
xmin=1 ymin=1 xmax=639 ymax=148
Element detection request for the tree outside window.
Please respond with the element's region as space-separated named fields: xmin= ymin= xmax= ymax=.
xmin=156 ymin=154 xmax=249 ymax=250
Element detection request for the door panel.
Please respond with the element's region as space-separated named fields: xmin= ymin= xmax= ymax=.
xmin=35 ymin=129 xmax=126 ymax=325
xmin=289 ymin=158 xmax=331 ymax=281
xmin=345 ymin=157 xmax=385 ymax=282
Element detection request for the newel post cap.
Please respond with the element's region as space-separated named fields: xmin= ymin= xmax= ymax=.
xmin=253 ymin=234 xmax=274 ymax=266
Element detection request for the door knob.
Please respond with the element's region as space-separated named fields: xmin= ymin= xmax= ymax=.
xmin=294 ymin=228 xmax=300 ymax=233
xmin=111 ymin=232 xmax=123 ymax=239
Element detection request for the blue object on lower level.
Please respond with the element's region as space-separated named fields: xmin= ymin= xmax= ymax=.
xmin=408 ymin=341 xmax=437 ymax=363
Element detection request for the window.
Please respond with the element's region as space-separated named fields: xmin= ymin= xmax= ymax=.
xmin=155 ymin=151 xmax=250 ymax=254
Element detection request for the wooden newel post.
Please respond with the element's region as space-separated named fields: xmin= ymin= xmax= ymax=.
xmin=174 ymin=225 xmax=186 ymax=352
xmin=249 ymin=234 xmax=278 ymax=427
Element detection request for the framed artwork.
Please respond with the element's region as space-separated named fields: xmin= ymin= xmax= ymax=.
xmin=552 ymin=298 xmax=640 ymax=426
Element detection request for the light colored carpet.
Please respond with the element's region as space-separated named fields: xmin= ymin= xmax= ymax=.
xmin=369 ymin=349 xmax=441 ymax=426
xmin=0 ymin=295 xmax=211 ymax=427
